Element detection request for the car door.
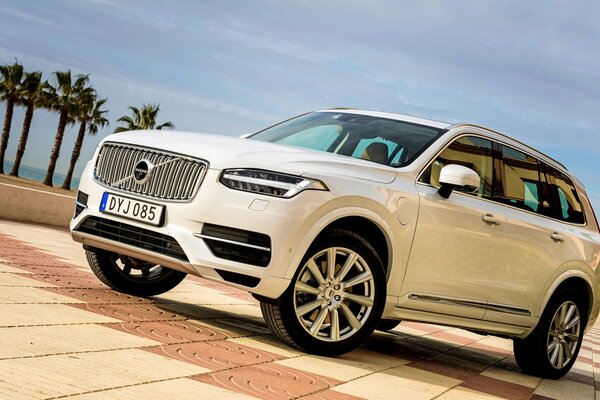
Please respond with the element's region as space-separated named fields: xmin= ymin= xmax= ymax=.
xmin=399 ymin=135 xmax=507 ymax=319
xmin=483 ymin=151 xmax=575 ymax=327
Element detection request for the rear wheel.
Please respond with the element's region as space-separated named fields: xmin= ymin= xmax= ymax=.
xmin=513 ymin=288 xmax=586 ymax=379
xmin=261 ymin=229 xmax=386 ymax=356
xmin=86 ymin=248 xmax=187 ymax=297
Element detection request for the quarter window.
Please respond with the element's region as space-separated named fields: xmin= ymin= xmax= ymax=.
xmin=420 ymin=136 xmax=493 ymax=198
xmin=542 ymin=164 xmax=584 ymax=224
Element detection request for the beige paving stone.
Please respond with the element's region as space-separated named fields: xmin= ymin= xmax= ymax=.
xmin=0 ymin=304 xmax=118 ymax=326
xmin=0 ymin=324 xmax=160 ymax=359
xmin=161 ymin=280 xmax=207 ymax=293
xmin=162 ymin=303 xmax=263 ymax=320
xmin=65 ymin=378 xmax=260 ymax=400
xmin=333 ymin=365 xmax=461 ymax=400
xmin=474 ymin=336 xmax=513 ymax=352
xmin=0 ymin=264 xmax=32 ymax=273
xmin=276 ymin=348 xmax=409 ymax=381
xmin=229 ymin=336 xmax=305 ymax=358
xmin=0 ymin=273 xmax=55 ymax=287
xmin=481 ymin=365 xmax=541 ymax=389
xmin=436 ymin=386 xmax=506 ymax=399
xmin=154 ymin=288 xmax=253 ymax=305
xmin=0 ymin=349 xmax=210 ymax=399
xmin=0 ymin=286 xmax=85 ymax=304
xmin=534 ymin=377 xmax=595 ymax=400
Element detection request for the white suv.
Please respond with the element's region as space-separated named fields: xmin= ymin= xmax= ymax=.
xmin=71 ymin=109 xmax=600 ymax=379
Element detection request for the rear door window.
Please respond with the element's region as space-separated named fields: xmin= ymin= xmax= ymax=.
xmin=493 ymin=145 xmax=541 ymax=213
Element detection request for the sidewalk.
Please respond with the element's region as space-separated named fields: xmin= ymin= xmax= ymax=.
xmin=0 ymin=218 xmax=598 ymax=399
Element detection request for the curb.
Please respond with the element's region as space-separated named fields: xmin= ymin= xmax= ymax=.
xmin=0 ymin=182 xmax=75 ymax=228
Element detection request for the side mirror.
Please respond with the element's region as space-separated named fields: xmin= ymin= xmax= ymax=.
xmin=438 ymin=164 xmax=480 ymax=199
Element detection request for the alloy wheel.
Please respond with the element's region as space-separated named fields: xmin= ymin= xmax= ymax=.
xmin=547 ymin=300 xmax=581 ymax=369
xmin=293 ymin=247 xmax=375 ymax=342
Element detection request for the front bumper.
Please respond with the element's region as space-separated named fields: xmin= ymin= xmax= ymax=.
xmin=71 ymin=166 xmax=331 ymax=299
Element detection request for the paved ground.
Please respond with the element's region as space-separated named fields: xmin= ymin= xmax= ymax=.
xmin=0 ymin=219 xmax=599 ymax=399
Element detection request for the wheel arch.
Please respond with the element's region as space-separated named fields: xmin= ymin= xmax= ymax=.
xmin=540 ymin=271 xmax=594 ymax=322
xmin=283 ymin=209 xmax=394 ymax=282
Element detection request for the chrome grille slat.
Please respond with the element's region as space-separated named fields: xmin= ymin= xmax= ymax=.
xmin=94 ymin=143 xmax=208 ymax=201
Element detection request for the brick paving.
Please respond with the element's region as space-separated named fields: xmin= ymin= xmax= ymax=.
xmin=0 ymin=219 xmax=599 ymax=399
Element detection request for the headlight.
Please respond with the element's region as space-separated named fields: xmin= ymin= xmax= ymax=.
xmin=220 ymin=169 xmax=328 ymax=198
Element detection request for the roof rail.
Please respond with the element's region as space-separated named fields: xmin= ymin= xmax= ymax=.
xmin=448 ymin=123 xmax=568 ymax=171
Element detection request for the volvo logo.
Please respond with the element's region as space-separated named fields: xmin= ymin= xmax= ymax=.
xmin=133 ymin=159 xmax=154 ymax=185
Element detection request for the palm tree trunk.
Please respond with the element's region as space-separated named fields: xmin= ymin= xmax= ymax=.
xmin=43 ymin=109 xmax=68 ymax=186
xmin=61 ymin=121 xmax=85 ymax=190
xmin=9 ymin=101 xmax=35 ymax=177
xmin=0 ymin=99 xmax=15 ymax=174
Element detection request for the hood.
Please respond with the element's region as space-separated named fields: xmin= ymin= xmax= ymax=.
xmin=100 ymin=130 xmax=397 ymax=184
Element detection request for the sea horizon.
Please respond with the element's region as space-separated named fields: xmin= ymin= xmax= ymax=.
xmin=2 ymin=160 xmax=80 ymax=189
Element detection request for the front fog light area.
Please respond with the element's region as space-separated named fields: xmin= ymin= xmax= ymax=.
xmin=220 ymin=169 xmax=328 ymax=198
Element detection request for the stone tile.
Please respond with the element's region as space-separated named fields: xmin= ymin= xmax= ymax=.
xmin=481 ymin=365 xmax=541 ymax=389
xmin=43 ymin=287 xmax=152 ymax=304
xmin=106 ymin=320 xmax=231 ymax=343
xmin=194 ymin=363 xmax=340 ymax=400
xmin=0 ymin=264 xmax=32 ymax=273
xmin=0 ymin=324 xmax=159 ymax=359
xmin=229 ymin=336 xmax=305 ymax=358
xmin=161 ymin=302 xmax=264 ymax=320
xmin=0 ymin=286 xmax=84 ymax=304
xmin=65 ymin=378 xmax=260 ymax=400
xmin=69 ymin=303 xmax=187 ymax=322
xmin=0 ymin=303 xmax=118 ymax=326
xmin=0 ymin=349 xmax=209 ymax=399
xmin=0 ymin=273 xmax=56 ymax=287
xmin=276 ymin=348 xmax=409 ymax=381
xmin=534 ymin=377 xmax=595 ymax=400
xmin=29 ymin=273 xmax=106 ymax=288
xmin=459 ymin=374 xmax=534 ymax=400
xmin=153 ymin=289 xmax=254 ymax=305
xmin=333 ymin=365 xmax=461 ymax=400
xmin=437 ymin=386 xmax=507 ymax=399
xmin=302 ymin=390 xmax=366 ymax=400
xmin=145 ymin=339 xmax=284 ymax=371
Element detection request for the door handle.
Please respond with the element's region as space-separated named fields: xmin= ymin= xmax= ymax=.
xmin=550 ymin=232 xmax=566 ymax=242
xmin=482 ymin=214 xmax=502 ymax=225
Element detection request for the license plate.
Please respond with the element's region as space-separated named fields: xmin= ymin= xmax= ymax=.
xmin=99 ymin=192 xmax=164 ymax=226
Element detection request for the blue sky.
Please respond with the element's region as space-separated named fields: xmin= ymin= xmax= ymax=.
xmin=0 ymin=0 xmax=598 ymax=210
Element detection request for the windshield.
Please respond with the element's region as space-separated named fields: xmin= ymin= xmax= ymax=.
xmin=249 ymin=112 xmax=446 ymax=167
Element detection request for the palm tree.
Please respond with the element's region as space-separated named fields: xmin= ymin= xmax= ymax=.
xmin=9 ymin=71 xmax=49 ymax=177
xmin=61 ymin=96 xmax=108 ymax=190
xmin=43 ymin=70 xmax=91 ymax=186
xmin=0 ymin=61 xmax=24 ymax=174
xmin=114 ymin=103 xmax=174 ymax=133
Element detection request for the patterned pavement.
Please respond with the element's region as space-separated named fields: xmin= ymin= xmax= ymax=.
xmin=0 ymin=219 xmax=599 ymax=399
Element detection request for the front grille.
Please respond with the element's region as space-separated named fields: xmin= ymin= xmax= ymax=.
xmin=94 ymin=142 xmax=208 ymax=201
xmin=75 ymin=216 xmax=188 ymax=261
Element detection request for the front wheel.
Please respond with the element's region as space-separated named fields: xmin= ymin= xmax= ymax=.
xmin=85 ymin=248 xmax=187 ymax=297
xmin=261 ymin=229 xmax=386 ymax=356
xmin=513 ymin=288 xmax=586 ymax=379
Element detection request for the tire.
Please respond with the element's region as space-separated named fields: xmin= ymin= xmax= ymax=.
xmin=377 ymin=319 xmax=401 ymax=332
xmin=513 ymin=287 xmax=587 ymax=379
xmin=260 ymin=229 xmax=386 ymax=356
xmin=85 ymin=247 xmax=187 ymax=297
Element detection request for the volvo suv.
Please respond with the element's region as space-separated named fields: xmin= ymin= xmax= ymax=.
xmin=71 ymin=109 xmax=600 ymax=379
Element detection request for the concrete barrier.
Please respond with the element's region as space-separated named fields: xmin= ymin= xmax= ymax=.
xmin=0 ymin=183 xmax=75 ymax=228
